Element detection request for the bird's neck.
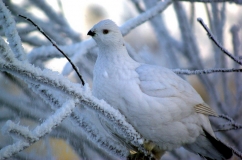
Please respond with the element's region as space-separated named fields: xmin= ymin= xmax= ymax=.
xmin=97 ymin=43 xmax=135 ymax=65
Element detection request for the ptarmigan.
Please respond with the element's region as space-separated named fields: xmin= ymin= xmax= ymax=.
xmin=87 ymin=19 xmax=233 ymax=160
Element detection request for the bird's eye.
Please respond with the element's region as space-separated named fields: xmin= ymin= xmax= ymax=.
xmin=103 ymin=29 xmax=109 ymax=34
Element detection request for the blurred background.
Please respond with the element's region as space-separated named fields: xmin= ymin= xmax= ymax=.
xmin=0 ymin=0 xmax=241 ymax=159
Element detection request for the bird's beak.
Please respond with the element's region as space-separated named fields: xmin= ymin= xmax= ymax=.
xmin=87 ymin=30 xmax=96 ymax=36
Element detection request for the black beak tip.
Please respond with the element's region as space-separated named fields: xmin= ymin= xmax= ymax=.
xmin=87 ymin=30 xmax=95 ymax=36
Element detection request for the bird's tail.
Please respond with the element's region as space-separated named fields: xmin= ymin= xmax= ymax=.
xmin=184 ymin=129 xmax=233 ymax=160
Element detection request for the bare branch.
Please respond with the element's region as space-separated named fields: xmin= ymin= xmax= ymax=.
xmin=19 ymin=15 xmax=85 ymax=86
xmin=173 ymin=68 xmax=242 ymax=75
xmin=197 ymin=18 xmax=242 ymax=66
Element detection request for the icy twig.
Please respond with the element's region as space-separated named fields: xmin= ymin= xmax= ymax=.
xmin=173 ymin=68 xmax=242 ymax=75
xmin=71 ymin=113 xmax=129 ymax=157
xmin=0 ymin=99 xmax=76 ymax=159
xmin=19 ymin=15 xmax=85 ymax=86
xmin=0 ymin=37 xmax=15 ymax=62
xmin=215 ymin=122 xmax=242 ymax=132
xmin=197 ymin=18 xmax=242 ymax=66
xmin=175 ymin=0 xmax=242 ymax=4
xmin=29 ymin=82 xmax=129 ymax=158
xmin=218 ymin=114 xmax=234 ymax=123
xmin=120 ymin=0 xmax=172 ymax=35
xmin=30 ymin=0 xmax=81 ymax=42
xmin=0 ymin=60 xmax=146 ymax=153
xmin=2 ymin=120 xmax=37 ymax=142
xmin=0 ymin=0 xmax=25 ymax=60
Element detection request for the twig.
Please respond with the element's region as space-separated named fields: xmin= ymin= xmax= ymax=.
xmin=0 ymin=99 xmax=76 ymax=159
xmin=215 ymin=122 xmax=242 ymax=132
xmin=120 ymin=0 xmax=172 ymax=35
xmin=174 ymin=0 xmax=242 ymax=4
xmin=18 ymin=15 xmax=85 ymax=86
xmin=0 ymin=1 xmax=26 ymax=60
xmin=197 ymin=18 xmax=242 ymax=66
xmin=173 ymin=68 xmax=242 ymax=75
xmin=218 ymin=114 xmax=234 ymax=123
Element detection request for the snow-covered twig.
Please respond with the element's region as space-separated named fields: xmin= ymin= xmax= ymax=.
xmin=175 ymin=0 xmax=242 ymax=4
xmin=0 ymin=37 xmax=15 ymax=62
xmin=29 ymin=82 xmax=129 ymax=158
xmin=173 ymin=68 xmax=242 ymax=75
xmin=2 ymin=120 xmax=37 ymax=142
xmin=0 ymin=59 xmax=146 ymax=153
xmin=197 ymin=18 xmax=242 ymax=66
xmin=20 ymin=15 xmax=85 ymax=85
xmin=0 ymin=0 xmax=25 ymax=60
xmin=29 ymin=0 xmax=81 ymax=42
xmin=71 ymin=112 xmax=129 ymax=157
xmin=121 ymin=0 xmax=172 ymax=35
xmin=215 ymin=122 xmax=242 ymax=132
xmin=0 ymin=99 xmax=76 ymax=159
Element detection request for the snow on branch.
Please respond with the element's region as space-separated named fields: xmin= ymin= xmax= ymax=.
xmin=0 ymin=0 xmax=26 ymax=61
xmin=0 ymin=58 xmax=146 ymax=154
xmin=173 ymin=68 xmax=242 ymax=75
xmin=0 ymin=99 xmax=76 ymax=159
xmin=31 ymin=81 xmax=128 ymax=157
xmin=120 ymin=0 xmax=172 ymax=35
xmin=29 ymin=82 xmax=128 ymax=158
xmin=30 ymin=0 xmax=81 ymax=42
xmin=71 ymin=113 xmax=129 ymax=157
xmin=0 ymin=36 xmax=15 ymax=62
xmin=2 ymin=120 xmax=37 ymax=142
xmin=19 ymin=15 xmax=85 ymax=85
xmin=176 ymin=0 xmax=242 ymax=4
xmin=197 ymin=18 xmax=242 ymax=66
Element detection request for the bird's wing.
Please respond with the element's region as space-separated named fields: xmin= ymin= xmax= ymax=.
xmin=136 ymin=64 xmax=217 ymax=116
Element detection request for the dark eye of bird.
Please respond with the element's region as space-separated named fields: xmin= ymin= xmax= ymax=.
xmin=103 ymin=29 xmax=109 ymax=34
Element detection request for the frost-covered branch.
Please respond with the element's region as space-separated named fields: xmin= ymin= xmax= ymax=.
xmin=175 ymin=0 xmax=242 ymax=4
xmin=0 ymin=0 xmax=25 ymax=60
xmin=120 ymin=0 xmax=172 ymax=35
xmin=0 ymin=58 xmax=146 ymax=154
xmin=197 ymin=18 xmax=242 ymax=66
xmin=71 ymin=112 xmax=129 ymax=157
xmin=0 ymin=99 xmax=76 ymax=159
xmin=173 ymin=68 xmax=242 ymax=75
xmin=20 ymin=15 xmax=85 ymax=85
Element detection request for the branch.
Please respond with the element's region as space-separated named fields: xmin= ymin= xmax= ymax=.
xmin=25 ymin=82 xmax=129 ymax=158
xmin=0 ymin=0 xmax=26 ymax=60
xmin=19 ymin=15 xmax=85 ymax=86
xmin=175 ymin=0 xmax=242 ymax=4
xmin=0 ymin=99 xmax=76 ymax=159
xmin=71 ymin=113 xmax=129 ymax=157
xmin=173 ymin=68 xmax=242 ymax=75
xmin=120 ymin=0 xmax=172 ymax=35
xmin=0 ymin=59 xmax=146 ymax=154
xmin=197 ymin=18 xmax=242 ymax=66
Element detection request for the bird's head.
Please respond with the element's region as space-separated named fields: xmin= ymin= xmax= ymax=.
xmin=87 ymin=19 xmax=124 ymax=48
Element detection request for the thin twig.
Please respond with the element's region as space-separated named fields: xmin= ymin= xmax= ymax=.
xmin=215 ymin=122 xmax=242 ymax=132
xmin=197 ymin=18 xmax=242 ymax=66
xmin=18 ymin=15 xmax=85 ymax=86
xmin=173 ymin=68 xmax=242 ymax=75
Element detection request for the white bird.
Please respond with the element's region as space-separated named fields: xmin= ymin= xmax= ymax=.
xmin=87 ymin=19 xmax=233 ymax=160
